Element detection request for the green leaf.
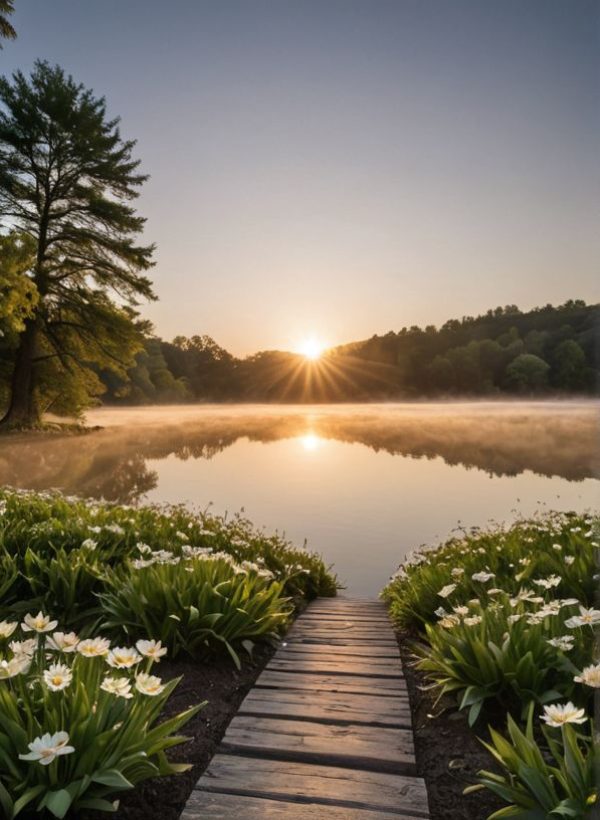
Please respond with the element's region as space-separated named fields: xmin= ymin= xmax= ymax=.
xmin=91 ymin=769 xmax=134 ymax=790
xmin=45 ymin=790 xmax=73 ymax=820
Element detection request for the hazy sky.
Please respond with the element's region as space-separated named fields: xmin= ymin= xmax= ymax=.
xmin=4 ymin=1 xmax=599 ymax=355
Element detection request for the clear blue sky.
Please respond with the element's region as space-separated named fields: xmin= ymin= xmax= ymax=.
xmin=4 ymin=1 xmax=599 ymax=354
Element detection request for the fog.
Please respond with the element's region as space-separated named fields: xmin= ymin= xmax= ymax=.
xmin=1 ymin=402 xmax=598 ymax=503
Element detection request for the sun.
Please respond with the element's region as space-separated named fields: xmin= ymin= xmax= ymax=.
xmin=297 ymin=336 xmax=325 ymax=361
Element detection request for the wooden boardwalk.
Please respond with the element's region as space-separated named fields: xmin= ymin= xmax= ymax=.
xmin=183 ymin=598 xmax=429 ymax=818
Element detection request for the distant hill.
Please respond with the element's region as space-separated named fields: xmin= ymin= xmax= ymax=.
xmin=100 ymin=300 xmax=599 ymax=403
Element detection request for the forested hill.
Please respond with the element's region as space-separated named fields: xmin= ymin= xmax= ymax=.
xmin=101 ymin=300 xmax=599 ymax=404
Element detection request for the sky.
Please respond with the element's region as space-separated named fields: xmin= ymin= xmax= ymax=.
xmin=3 ymin=0 xmax=599 ymax=355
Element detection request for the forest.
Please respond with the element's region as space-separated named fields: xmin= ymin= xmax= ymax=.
xmin=98 ymin=300 xmax=599 ymax=405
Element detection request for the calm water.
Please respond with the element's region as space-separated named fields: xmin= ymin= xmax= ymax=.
xmin=2 ymin=402 xmax=598 ymax=596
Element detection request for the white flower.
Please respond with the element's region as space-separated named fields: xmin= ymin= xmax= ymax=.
xmin=0 ymin=621 xmax=18 ymax=639
xmin=104 ymin=523 xmax=124 ymax=535
xmin=509 ymin=589 xmax=544 ymax=607
xmin=135 ymin=672 xmax=165 ymax=696
xmin=464 ymin=615 xmax=482 ymax=626
xmin=0 ymin=655 xmax=30 ymax=679
xmin=437 ymin=583 xmax=457 ymax=598
xmin=9 ymin=638 xmax=37 ymax=658
xmin=43 ymin=662 xmax=72 ymax=692
xmin=19 ymin=731 xmax=75 ymax=766
xmin=107 ymin=647 xmax=142 ymax=669
xmin=77 ymin=637 xmax=111 ymax=658
xmin=451 ymin=567 xmax=464 ymax=579
xmin=47 ymin=632 xmax=79 ymax=653
xmin=439 ymin=614 xmax=460 ymax=628
xmin=21 ymin=612 xmax=58 ymax=634
xmin=560 ymin=598 xmax=580 ymax=607
xmin=81 ymin=538 xmax=97 ymax=550
xmin=565 ymin=607 xmax=600 ymax=628
xmin=434 ymin=606 xmax=447 ymax=618
xmin=135 ymin=639 xmax=167 ymax=662
xmin=552 ymin=543 xmax=562 ymax=551
xmin=507 ymin=614 xmax=523 ymax=624
xmin=564 ymin=556 xmax=575 ymax=566
xmin=472 ymin=571 xmax=494 ymax=583
xmin=453 ymin=606 xmax=469 ymax=616
xmin=533 ymin=575 xmax=561 ymax=590
xmin=101 ymin=675 xmax=133 ymax=699
xmin=547 ymin=636 xmax=574 ymax=651
xmin=574 ymin=663 xmax=600 ymax=688
xmin=541 ymin=702 xmax=587 ymax=727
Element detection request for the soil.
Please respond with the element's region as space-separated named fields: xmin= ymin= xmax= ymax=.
xmin=397 ymin=633 xmax=504 ymax=820
xmin=88 ymin=643 xmax=275 ymax=820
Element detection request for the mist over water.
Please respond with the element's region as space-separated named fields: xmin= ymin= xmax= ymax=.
xmin=2 ymin=402 xmax=598 ymax=595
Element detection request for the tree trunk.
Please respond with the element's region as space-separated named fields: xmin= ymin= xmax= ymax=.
xmin=0 ymin=318 xmax=40 ymax=427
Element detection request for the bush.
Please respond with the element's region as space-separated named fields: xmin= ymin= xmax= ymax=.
xmin=466 ymin=705 xmax=598 ymax=817
xmin=0 ymin=612 xmax=201 ymax=818
xmin=0 ymin=489 xmax=337 ymax=631
xmin=382 ymin=510 xmax=599 ymax=818
xmin=99 ymin=548 xmax=292 ymax=667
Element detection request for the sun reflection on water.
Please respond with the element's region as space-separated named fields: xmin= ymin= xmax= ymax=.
xmin=300 ymin=433 xmax=322 ymax=452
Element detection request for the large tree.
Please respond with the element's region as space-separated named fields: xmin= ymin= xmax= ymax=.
xmin=0 ymin=1 xmax=16 ymax=46
xmin=0 ymin=61 xmax=155 ymax=427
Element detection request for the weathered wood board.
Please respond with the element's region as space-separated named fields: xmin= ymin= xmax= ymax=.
xmin=197 ymin=756 xmax=429 ymax=815
xmin=239 ymin=688 xmax=412 ymax=727
xmin=184 ymin=791 xmax=422 ymax=818
xmin=255 ymin=669 xmax=407 ymax=696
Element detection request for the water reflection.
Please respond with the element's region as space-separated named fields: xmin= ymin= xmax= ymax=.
xmin=0 ymin=402 xmax=597 ymax=504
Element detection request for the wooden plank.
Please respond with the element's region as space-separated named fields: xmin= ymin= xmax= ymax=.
xmin=289 ymin=624 xmax=393 ymax=633
xmin=183 ymin=791 xmax=419 ymax=818
xmin=287 ymin=629 xmax=398 ymax=643
xmin=239 ymin=688 xmax=412 ymax=727
xmin=197 ymin=755 xmax=429 ymax=816
xmin=303 ymin=614 xmax=389 ymax=621
xmin=309 ymin=599 xmax=385 ymax=604
xmin=280 ymin=642 xmax=399 ymax=658
xmin=287 ymin=635 xmax=398 ymax=646
xmin=267 ymin=657 xmax=402 ymax=678
xmin=256 ymin=670 xmax=406 ymax=695
xmin=220 ymin=715 xmax=416 ymax=775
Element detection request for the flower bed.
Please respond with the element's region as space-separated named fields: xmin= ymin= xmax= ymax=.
xmin=383 ymin=511 xmax=599 ymax=818
xmin=0 ymin=489 xmax=337 ymax=816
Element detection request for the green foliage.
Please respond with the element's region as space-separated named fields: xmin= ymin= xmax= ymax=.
xmin=0 ymin=1 xmax=15 ymax=45
xmin=466 ymin=707 xmax=598 ymax=818
xmin=100 ymin=553 xmax=292 ymax=667
xmin=382 ymin=512 xmax=597 ymax=631
xmin=506 ymin=354 xmax=550 ymax=392
xmin=0 ymin=489 xmax=337 ymax=633
xmin=417 ymin=599 xmax=590 ymax=725
xmin=0 ymin=618 xmax=201 ymax=818
xmin=0 ymin=233 xmax=38 ymax=338
xmin=382 ymin=512 xmax=599 ymax=818
xmin=0 ymin=61 xmax=154 ymax=425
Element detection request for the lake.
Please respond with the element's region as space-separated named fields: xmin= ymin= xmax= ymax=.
xmin=2 ymin=401 xmax=598 ymax=596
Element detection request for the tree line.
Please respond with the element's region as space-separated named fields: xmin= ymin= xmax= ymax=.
xmin=100 ymin=300 xmax=599 ymax=405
